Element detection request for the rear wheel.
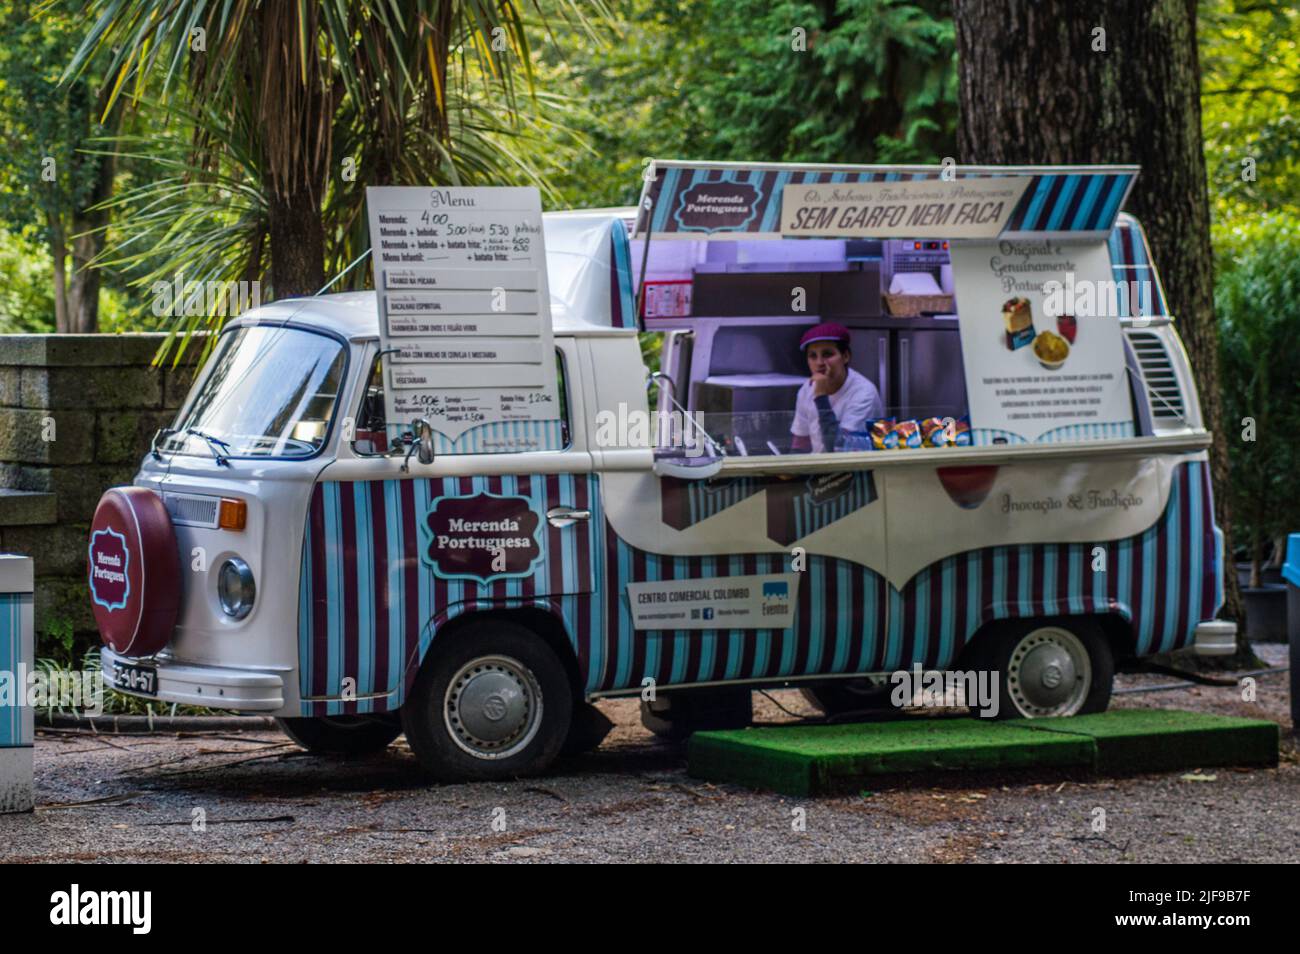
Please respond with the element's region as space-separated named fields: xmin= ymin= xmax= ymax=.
xmin=400 ymin=620 xmax=572 ymax=781
xmin=277 ymin=715 xmax=402 ymax=755
xmin=978 ymin=618 xmax=1114 ymax=719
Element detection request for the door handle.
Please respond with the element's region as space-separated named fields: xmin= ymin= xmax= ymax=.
xmin=546 ymin=506 xmax=591 ymax=528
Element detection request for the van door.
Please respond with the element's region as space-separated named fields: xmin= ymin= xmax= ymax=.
xmin=296 ymin=338 xmax=599 ymax=714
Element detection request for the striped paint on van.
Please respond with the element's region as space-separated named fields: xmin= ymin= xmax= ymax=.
xmin=298 ymin=473 xmax=601 ymax=716
xmin=297 ymin=460 xmax=1215 ymax=712
xmin=1108 ymin=215 xmax=1168 ymax=317
xmin=0 ymin=594 xmax=30 ymax=747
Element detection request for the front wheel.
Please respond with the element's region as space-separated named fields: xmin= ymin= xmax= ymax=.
xmin=400 ymin=620 xmax=573 ymax=782
xmin=277 ymin=715 xmax=402 ymax=755
xmin=979 ymin=618 xmax=1114 ymax=719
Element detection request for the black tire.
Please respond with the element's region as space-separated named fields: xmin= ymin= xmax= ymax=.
xmin=400 ymin=620 xmax=572 ymax=782
xmin=640 ymin=687 xmax=752 ymax=740
xmin=799 ymin=677 xmax=893 ymax=717
xmin=276 ymin=715 xmax=402 ymax=755
xmin=976 ymin=617 xmax=1114 ymax=719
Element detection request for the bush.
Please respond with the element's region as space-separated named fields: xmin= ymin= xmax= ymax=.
xmin=1215 ymin=213 xmax=1300 ymax=582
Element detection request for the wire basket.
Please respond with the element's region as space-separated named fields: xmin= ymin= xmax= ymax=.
xmin=883 ymin=293 xmax=955 ymax=316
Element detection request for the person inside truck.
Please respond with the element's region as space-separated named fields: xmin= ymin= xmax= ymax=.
xmin=789 ymin=322 xmax=885 ymax=453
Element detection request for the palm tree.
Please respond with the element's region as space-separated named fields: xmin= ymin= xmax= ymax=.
xmin=66 ymin=0 xmax=607 ymax=299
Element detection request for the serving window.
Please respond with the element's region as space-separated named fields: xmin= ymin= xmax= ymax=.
xmin=642 ymin=236 xmax=974 ymax=460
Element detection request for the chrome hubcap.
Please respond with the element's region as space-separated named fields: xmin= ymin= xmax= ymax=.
xmin=1006 ymin=627 xmax=1092 ymax=717
xmin=444 ymin=655 xmax=542 ymax=760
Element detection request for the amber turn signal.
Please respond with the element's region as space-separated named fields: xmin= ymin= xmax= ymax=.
xmin=218 ymin=497 xmax=247 ymax=531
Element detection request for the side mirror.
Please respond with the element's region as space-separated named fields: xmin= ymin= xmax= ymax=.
xmin=402 ymin=417 xmax=436 ymax=472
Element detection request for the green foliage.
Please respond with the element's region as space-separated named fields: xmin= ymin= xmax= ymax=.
xmin=0 ymin=2 xmax=109 ymax=244
xmin=1200 ymin=0 xmax=1300 ymax=219
xmin=62 ymin=0 xmax=609 ymax=355
xmin=1214 ymin=214 xmax=1300 ymax=567
xmin=0 ymin=229 xmax=55 ymax=332
xmin=37 ymin=614 xmax=77 ymax=666
xmin=536 ymin=0 xmax=958 ymax=209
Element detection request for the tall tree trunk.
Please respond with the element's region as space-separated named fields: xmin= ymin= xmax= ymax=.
xmin=255 ymin=2 xmax=331 ymax=298
xmin=267 ymin=191 xmax=327 ymax=297
xmin=47 ymin=212 xmax=70 ymax=333
xmin=66 ymin=79 xmax=125 ymax=333
xmin=952 ymin=0 xmax=1246 ymax=656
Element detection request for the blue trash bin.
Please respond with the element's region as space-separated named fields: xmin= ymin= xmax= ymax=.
xmin=1284 ymin=535 xmax=1300 ymax=732
xmin=0 ymin=555 xmax=34 ymax=813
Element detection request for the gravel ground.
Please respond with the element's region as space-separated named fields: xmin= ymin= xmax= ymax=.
xmin=3 ymin=645 xmax=1296 ymax=863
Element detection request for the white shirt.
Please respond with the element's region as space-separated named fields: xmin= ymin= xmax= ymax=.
xmin=790 ymin=368 xmax=885 ymax=452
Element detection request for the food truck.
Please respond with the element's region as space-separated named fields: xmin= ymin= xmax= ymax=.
xmin=87 ymin=162 xmax=1234 ymax=781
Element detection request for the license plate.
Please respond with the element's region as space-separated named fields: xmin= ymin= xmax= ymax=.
xmin=109 ymin=660 xmax=157 ymax=697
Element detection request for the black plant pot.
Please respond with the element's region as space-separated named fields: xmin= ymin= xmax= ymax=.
xmin=1242 ymin=585 xmax=1289 ymax=642
xmin=1237 ymin=562 xmax=1285 ymax=588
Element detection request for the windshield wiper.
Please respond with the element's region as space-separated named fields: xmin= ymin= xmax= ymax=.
xmin=185 ymin=428 xmax=232 ymax=467
xmin=150 ymin=427 xmax=177 ymax=460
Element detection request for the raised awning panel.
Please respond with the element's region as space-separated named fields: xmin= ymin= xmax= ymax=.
xmin=634 ymin=161 xmax=1139 ymax=240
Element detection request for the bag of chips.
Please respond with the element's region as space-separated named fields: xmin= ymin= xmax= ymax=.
xmin=921 ymin=417 xmax=949 ymax=447
xmin=951 ymin=415 xmax=972 ymax=446
xmin=869 ymin=417 xmax=898 ymax=450
xmin=895 ymin=419 xmax=923 ymax=449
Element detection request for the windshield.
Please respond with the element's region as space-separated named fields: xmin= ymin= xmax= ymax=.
xmin=161 ymin=325 xmax=347 ymax=460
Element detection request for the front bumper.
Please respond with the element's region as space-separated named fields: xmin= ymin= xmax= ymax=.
xmin=101 ymin=646 xmax=286 ymax=711
xmin=1192 ymin=620 xmax=1237 ymax=657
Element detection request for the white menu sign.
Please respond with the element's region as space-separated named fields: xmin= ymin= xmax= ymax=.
xmin=366 ymin=186 xmax=561 ymax=453
xmin=949 ymin=239 xmax=1134 ymax=443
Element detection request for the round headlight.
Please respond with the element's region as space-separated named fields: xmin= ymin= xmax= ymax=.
xmin=217 ymin=558 xmax=255 ymax=620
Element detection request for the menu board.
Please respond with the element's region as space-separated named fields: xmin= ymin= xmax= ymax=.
xmin=365 ymin=186 xmax=562 ymax=454
xmin=949 ymin=239 xmax=1135 ymax=443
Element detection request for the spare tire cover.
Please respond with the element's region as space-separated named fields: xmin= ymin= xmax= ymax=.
xmin=88 ymin=487 xmax=181 ymax=657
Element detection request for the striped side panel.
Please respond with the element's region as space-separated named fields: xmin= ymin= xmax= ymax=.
xmin=879 ymin=459 xmax=1213 ymax=662
xmin=608 ymin=218 xmax=639 ymax=329
xmin=594 ymin=529 xmax=891 ymax=692
xmin=423 ymin=419 xmax=565 ymax=455
xmin=299 ymin=474 xmax=602 ymax=716
xmin=1107 ymin=218 xmax=1168 ymax=317
xmin=0 ymin=594 xmax=31 ymax=747
xmin=298 ymin=463 xmax=1215 ymax=705
xmin=971 ymin=422 xmax=1136 ymax=446
xmin=596 ymin=461 xmax=1213 ymax=692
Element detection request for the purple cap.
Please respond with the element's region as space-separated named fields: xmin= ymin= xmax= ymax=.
xmin=799 ymin=322 xmax=851 ymax=351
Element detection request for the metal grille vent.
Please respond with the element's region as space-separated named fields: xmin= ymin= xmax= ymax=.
xmin=163 ymin=492 xmax=220 ymax=528
xmin=1126 ymin=330 xmax=1186 ymax=421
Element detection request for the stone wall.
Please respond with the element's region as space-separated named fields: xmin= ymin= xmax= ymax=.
xmin=0 ymin=335 xmax=201 ymax=639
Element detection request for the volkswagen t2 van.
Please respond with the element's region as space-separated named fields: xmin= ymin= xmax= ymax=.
xmin=88 ymin=162 xmax=1235 ymax=782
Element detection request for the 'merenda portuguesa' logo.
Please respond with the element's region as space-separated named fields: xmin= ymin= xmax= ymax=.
xmin=420 ymin=493 xmax=543 ymax=584
xmin=88 ymin=526 xmax=130 ymax=611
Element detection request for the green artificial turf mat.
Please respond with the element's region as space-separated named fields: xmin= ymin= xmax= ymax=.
xmin=688 ymin=718 xmax=1092 ymax=796
xmin=687 ymin=709 xmax=1282 ymax=796
xmin=1007 ymin=708 xmax=1280 ymax=774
